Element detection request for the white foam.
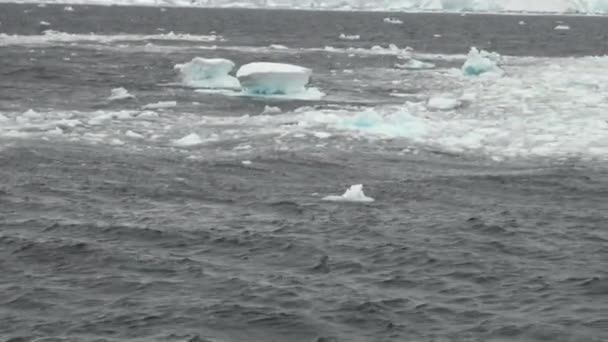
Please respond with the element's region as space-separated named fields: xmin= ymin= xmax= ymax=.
xmin=108 ymin=87 xmax=135 ymax=101
xmin=172 ymin=133 xmax=203 ymax=147
xmin=142 ymin=101 xmax=177 ymax=109
xmin=174 ymin=57 xmax=240 ymax=89
xmin=323 ymin=184 xmax=375 ymax=203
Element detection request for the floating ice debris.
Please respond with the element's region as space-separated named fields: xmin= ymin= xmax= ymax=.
xmin=172 ymin=133 xmax=203 ymax=147
xmin=0 ymin=114 xmax=8 ymax=122
xmin=242 ymin=160 xmax=252 ymax=165
xmin=64 ymin=6 xmax=74 ymax=11
xmin=142 ymin=101 xmax=177 ymax=110
xmin=383 ymin=17 xmax=403 ymax=25
xmin=396 ymin=59 xmax=435 ymax=70
xmin=269 ymin=44 xmax=289 ymax=50
xmin=339 ymin=33 xmax=360 ymax=41
xmin=39 ymin=21 xmax=51 ymax=26
xmin=174 ymin=57 xmax=240 ymax=89
xmin=519 ymin=20 xmax=527 ymax=25
xmin=433 ymin=34 xmax=442 ymax=38
xmin=262 ymin=105 xmax=282 ymax=114
xmin=314 ymin=132 xmax=332 ymax=139
xmin=554 ymin=24 xmax=571 ymax=30
xmin=323 ymin=184 xmax=374 ymax=203
xmin=236 ymin=62 xmax=322 ymax=99
xmin=427 ymin=96 xmax=462 ymax=111
xmin=125 ymin=130 xmax=144 ymax=139
xmin=108 ymin=87 xmax=135 ymax=101
xmin=461 ymin=47 xmax=503 ymax=76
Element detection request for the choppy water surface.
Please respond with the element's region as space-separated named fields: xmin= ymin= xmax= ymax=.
xmin=0 ymin=4 xmax=607 ymax=342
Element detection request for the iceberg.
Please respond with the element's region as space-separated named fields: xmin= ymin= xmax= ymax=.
xmin=554 ymin=24 xmax=571 ymax=30
xmin=396 ymin=59 xmax=435 ymax=70
xmin=427 ymin=96 xmax=462 ymax=111
xmin=174 ymin=57 xmax=240 ymax=89
xmin=339 ymin=33 xmax=360 ymax=41
xmin=172 ymin=133 xmax=203 ymax=147
xmin=461 ymin=47 xmax=503 ymax=76
xmin=383 ymin=17 xmax=404 ymax=25
xmin=236 ymin=62 xmax=314 ymax=96
xmin=108 ymin=87 xmax=135 ymax=101
xmin=142 ymin=101 xmax=177 ymax=109
xmin=323 ymin=184 xmax=375 ymax=203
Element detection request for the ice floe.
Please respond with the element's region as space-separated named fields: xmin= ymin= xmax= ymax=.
xmin=174 ymin=57 xmax=240 ymax=89
xmin=383 ymin=17 xmax=404 ymax=24
xmin=172 ymin=133 xmax=203 ymax=147
xmin=396 ymin=59 xmax=436 ymax=70
xmin=236 ymin=62 xmax=323 ymax=99
xmin=142 ymin=101 xmax=177 ymax=110
xmin=461 ymin=47 xmax=503 ymax=76
xmin=108 ymin=87 xmax=135 ymax=101
xmin=427 ymin=96 xmax=462 ymax=111
xmin=323 ymin=184 xmax=375 ymax=203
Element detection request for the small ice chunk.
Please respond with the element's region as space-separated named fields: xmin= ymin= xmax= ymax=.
xmin=427 ymin=96 xmax=462 ymax=111
xmin=174 ymin=57 xmax=240 ymax=89
xmin=433 ymin=34 xmax=442 ymax=38
xmin=172 ymin=133 xmax=203 ymax=147
xmin=383 ymin=17 xmax=403 ymax=25
xmin=64 ymin=6 xmax=74 ymax=12
xmin=461 ymin=47 xmax=503 ymax=76
xmin=22 ymin=109 xmax=41 ymax=119
xmin=323 ymin=184 xmax=374 ymax=203
xmin=39 ymin=21 xmax=51 ymax=26
xmin=339 ymin=33 xmax=360 ymax=41
xmin=554 ymin=24 xmax=571 ymax=30
xmin=396 ymin=59 xmax=435 ymax=70
xmin=0 ymin=113 xmax=8 ymax=122
xmin=108 ymin=87 xmax=135 ymax=101
xmin=142 ymin=101 xmax=177 ymax=109
xmin=262 ymin=105 xmax=282 ymax=114
xmin=125 ymin=130 xmax=144 ymax=139
xmin=236 ymin=62 xmax=313 ymax=95
xmin=519 ymin=20 xmax=526 ymax=25
xmin=314 ymin=132 xmax=332 ymax=139
xmin=269 ymin=44 xmax=289 ymax=50
xmin=242 ymin=160 xmax=252 ymax=165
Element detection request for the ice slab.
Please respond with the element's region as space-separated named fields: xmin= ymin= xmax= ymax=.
xmin=323 ymin=184 xmax=375 ymax=203
xmin=396 ymin=59 xmax=436 ymax=70
xmin=383 ymin=17 xmax=403 ymax=24
xmin=427 ymin=96 xmax=462 ymax=111
xmin=236 ymin=62 xmax=320 ymax=97
xmin=339 ymin=33 xmax=360 ymax=41
xmin=142 ymin=101 xmax=177 ymax=109
xmin=172 ymin=133 xmax=203 ymax=147
xmin=174 ymin=57 xmax=240 ymax=89
xmin=108 ymin=87 xmax=135 ymax=101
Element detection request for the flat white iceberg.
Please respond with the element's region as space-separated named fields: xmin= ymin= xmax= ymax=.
xmin=461 ymin=47 xmax=503 ymax=76
xmin=339 ymin=33 xmax=360 ymax=41
xmin=323 ymin=184 xmax=374 ymax=203
xmin=174 ymin=57 xmax=240 ymax=89
xmin=427 ymin=96 xmax=462 ymax=110
xmin=396 ymin=59 xmax=435 ymax=70
xmin=554 ymin=24 xmax=571 ymax=30
xmin=64 ymin=6 xmax=74 ymax=11
xmin=172 ymin=133 xmax=203 ymax=147
xmin=236 ymin=62 xmax=323 ymax=99
xmin=142 ymin=101 xmax=177 ymax=109
xmin=108 ymin=87 xmax=135 ymax=101
xmin=383 ymin=17 xmax=403 ymax=25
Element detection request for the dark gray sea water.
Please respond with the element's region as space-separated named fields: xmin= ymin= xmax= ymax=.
xmin=1 ymin=4 xmax=607 ymax=342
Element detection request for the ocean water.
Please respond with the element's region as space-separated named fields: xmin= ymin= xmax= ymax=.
xmin=0 ymin=4 xmax=607 ymax=342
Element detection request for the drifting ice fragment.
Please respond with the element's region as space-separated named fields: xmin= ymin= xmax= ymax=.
xmin=323 ymin=184 xmax=375 ymax=203
xmin=554 ymin=24 xmax=571 ymax=30
xmin=172 ymin=133 xmax=203 ymax=147
xmin=383 ymin=17 xmax=403 ymax=25
xmin=108 ymin=87 xmax=135 ymax=101
xmin=125 ymin=130 xmax=144 ymax=139
xmin=262 ymin=105 xmax=282 ymax=114
xmin=142 ymin=101 xmax=177 ymax=109
xmin=236 ymin=62 xmax=313 ymax=95
xmin=427 ymin=96 xmax=462 ymax=111
xmin=396 ymin=59 xmax=435 ymax=70
xmin=64 ymin=6 xmax=74 ymax=11
xmin=339 ymin=33 xmax=360 ymax=41
xmin=461 ymin=47 xmax=503 ymax=76
xmin=174 ymin=57 xmax=240 ymax=89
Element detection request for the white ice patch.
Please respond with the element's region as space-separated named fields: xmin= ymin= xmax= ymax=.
xmin=461 ymin=47 xmax=503 ymax=76
xmin=142 ymin=101 xmax=177 ymax=109
xmin=172 ymin=133 xmax=203 ymax=147
xmin=108 ymin=87 xmax=135 ymax=101
xmin=262 ymin=105 xmax=282 ymax=114
xmin=174 ymin=57 xmax=240 ymax=89
xmin=383 ymin=17 xmax=403 ymax=25
xmin=396 ymin=59 xmax=436 ymax=70
xmin=236 ymin=62 xmax=323 ymax=99
xmin=339 ymin=33 xmax=360 ymax=41
xmin=64 ymin=5 xmax=74 ymax=11
xmin=323 ymin=184 xmax=375 ymax=203
xmin=554 ymin=24 xmax=571 ymax=30
xmin=427 ymin=96 xmax=462 ymax=111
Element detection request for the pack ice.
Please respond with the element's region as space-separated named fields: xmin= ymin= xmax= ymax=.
xmin=236 ymin=62 xmax=313 ymax=95
xmin=174 ymin=57 xmax=240 ymax=89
